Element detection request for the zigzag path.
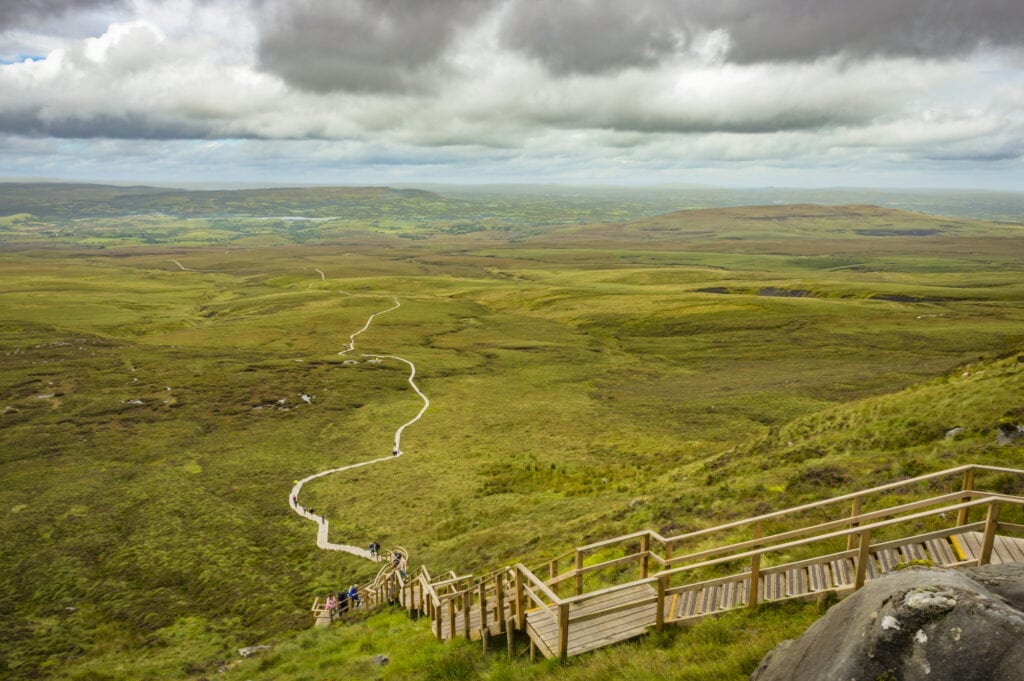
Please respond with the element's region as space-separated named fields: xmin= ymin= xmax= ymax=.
xmin=170 ymin=259 xmax=428 ymax=562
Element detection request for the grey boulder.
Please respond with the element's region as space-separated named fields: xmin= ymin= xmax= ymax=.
xmin=749 ymin=565 xmax=1024 ymax=681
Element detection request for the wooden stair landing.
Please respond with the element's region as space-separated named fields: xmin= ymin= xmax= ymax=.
xmin=525 ymin=583 xmax=658 ymax=659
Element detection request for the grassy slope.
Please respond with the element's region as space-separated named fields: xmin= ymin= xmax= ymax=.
xmin=0 ymin=201 xmax=1023 ymax=679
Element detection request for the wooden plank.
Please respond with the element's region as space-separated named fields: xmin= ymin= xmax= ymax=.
xmin=863 ymin=554 xmax=879 ymax=580
xmin=956 ymin=531 xmax=982 ymax=561
xmin=808 ymin=563 xmax=832 ymax=592
xmin=569 ymin=595 xmax=658 ymax=625
xmin=875 ymin=548 xmax=899 ymax=573
xmin=763 ymin=571 xmax=785 ymax=600
xmin=699 ymin=586 xmax=719 ymax=614
xmin=829 ymin=558 xmax=853 ymax=587
xmin=898 ymin=543 xmax=924 ymax=563
xmin=524 ymin=620 xmax=556 ymax=659
xmin=786 ymin=568 xmax=807 ymax=597
xmin=993 ymin=535 xmax=1024 ymax=563
xmin=740 ymin=575 xmax=752 ymax=607
xmin=926 ymin=538 xmax=957 ymax=565
xmin=676 ymin=588 xmax=698 ymax=618
xmin=721 ymin=580 xmax=740 ymax=610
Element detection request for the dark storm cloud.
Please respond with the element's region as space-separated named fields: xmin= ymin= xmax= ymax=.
xmin=252 ymin=0 xmax=1024 ymax=92
xmin=498 ymin=1 xmax=684 ymax=75
xmin=499 ymin=0 xmax=1024 ymax=74
xmin=0 ymin=109 xmax=221 ymax=140
xmin=693 ymin=0 xmax=1024 ymax=64
xmin=255 ymin=0 xmax=492 ymax=93
xmin=0 ymin=0 xmax=125 ymax=31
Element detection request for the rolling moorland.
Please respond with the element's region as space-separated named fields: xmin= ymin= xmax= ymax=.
xmin=2 ymin=184 xmax=1024 ymax=680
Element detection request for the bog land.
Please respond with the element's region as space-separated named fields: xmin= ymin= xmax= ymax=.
xmin=2 ymin=184 xmax=1024 ymax=680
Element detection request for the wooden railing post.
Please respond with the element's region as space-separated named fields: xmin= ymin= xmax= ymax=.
xmin=957 ymin=468 xmax=975 ymax=526
xmin=666 ymin=540 xmax=673 ymax=563
xmin=558 ymin=602 xmax=570 ymax=661
xmin=749 ymin=519 xmax=762 ymax=609
xmin=514 ymin=568 xmax=525 ymax=630
xmin=854 ymin=530 xmax=872 ymax=591
xmin=434 ymin=598 xmax=442 ymax=639
xmin=575 ymin=550 xmax=584 ymax=595
xmin=506 ymin=616 xmax=516 ymax=659
xmin=549 ymin=559 xmax=558 ymax=581
xmin=640 ymin=533 xmax=650 ymax=579
xmin=846 ymin=495 xmax=863 ymax=550
xmin=656 ymin=574 xmax=667 ymax=631
xmin=462 ymin=589 xmax=471 ymax=638
xmin=448 ymin=598 xmax=456 ymax=641
xmin=980 ymin=501 xmax=1001 ymax=566
xmin=496 ymin=573 xmax=506 ymax=634
xmin=479 ymin=582 xmax=488 ymax=636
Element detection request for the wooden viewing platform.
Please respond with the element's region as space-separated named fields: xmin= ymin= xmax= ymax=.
xmin=340 ymin=465 xmax=1024 ymax=661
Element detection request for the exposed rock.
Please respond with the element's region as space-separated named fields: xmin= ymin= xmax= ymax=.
xmin=749 ymin=566 xmax=1024 ymax=681
xmin=944 ymin=427 xmax=965 ymax=440
xmin=962 ymin=563 xmax=1024 ymax=611
xmin=371 ymin=654 xmax=390 ymax=666
xmin=237 ymin=645 xmax=272 ymax=658
xmin=996 ymin=422 xmax=1024 ymax=446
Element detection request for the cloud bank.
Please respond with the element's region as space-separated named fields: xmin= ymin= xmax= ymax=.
xmin=1 ymin=0 xmax=1022 ymax=187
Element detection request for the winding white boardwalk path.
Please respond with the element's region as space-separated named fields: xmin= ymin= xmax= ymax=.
xmin=290 ymin=294 xmax=430 ymax=559
xmin=171 ymin=259 xmax=429 ymax=561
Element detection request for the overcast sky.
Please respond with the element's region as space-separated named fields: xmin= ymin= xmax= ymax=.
xmin=1 ymin=0 xmax=1023 ymax=189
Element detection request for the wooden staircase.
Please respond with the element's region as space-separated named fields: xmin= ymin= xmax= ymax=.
xmin=363 ymin=465 xmax=1024 ymax=660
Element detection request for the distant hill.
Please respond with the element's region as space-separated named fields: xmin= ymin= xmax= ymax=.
xmin=0 ymin=182 xmax=457 ymax=219
xmin=539 ymin=203 xmax=1020 ymax=242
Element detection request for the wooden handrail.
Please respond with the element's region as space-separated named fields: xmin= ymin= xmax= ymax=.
xmin=658 ymin=495 xmax=1022 ymax=579
xmin=575 ymin=551 xmax=647 ymax=577
xmin=515 ymin=564 xmax=562 ymax=604
xmin=666 ymin=490 xmax=973 ymax=566
xmin=576 ymin=530 xmax=653 ymax=553
xmin=661 ymin=464 xmax=1022 ymax=546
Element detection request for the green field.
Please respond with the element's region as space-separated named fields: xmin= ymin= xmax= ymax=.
xmin=2 ymin=186 xmax=1024 ymax=679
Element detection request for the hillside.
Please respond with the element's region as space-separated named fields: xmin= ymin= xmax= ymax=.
xmin=178 ymin=347 xmax=1024 ymax=681
xmin=1 ymin=195 xmax=1023 ymax=679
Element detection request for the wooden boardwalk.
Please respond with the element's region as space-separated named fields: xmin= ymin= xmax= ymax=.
xmin=663 ymin=531 xmax=1024 ymax=625
xmin=395 ymin=464 xmax=1024 ymax=661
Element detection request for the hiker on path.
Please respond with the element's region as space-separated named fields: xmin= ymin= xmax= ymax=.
xmin=338 ymin=590 xmax=349 ymax=615
xmin=348 ymin=584 xmax=360 ymax=608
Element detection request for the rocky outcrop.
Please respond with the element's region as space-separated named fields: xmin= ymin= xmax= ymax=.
xmin=749 ymin=565 xmax=1024 ymax=681
xmin=996 ymin=422 xmax=1024 ymax=446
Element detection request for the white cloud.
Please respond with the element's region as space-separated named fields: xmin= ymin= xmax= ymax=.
xmin=0 ymin=0 xmax=1021 ymax=187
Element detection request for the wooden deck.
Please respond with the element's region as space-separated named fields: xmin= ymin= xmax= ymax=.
xmin=526 ymin=583 xmax=658 ymax=658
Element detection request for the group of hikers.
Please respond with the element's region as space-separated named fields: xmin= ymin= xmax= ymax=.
xmin=368 ymin=541 xmax=408 ymax=576
xmin=324 ymin=584 xmax=362 ymax=618
xmin=321 ymin=543 xmax=409 ymax=621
